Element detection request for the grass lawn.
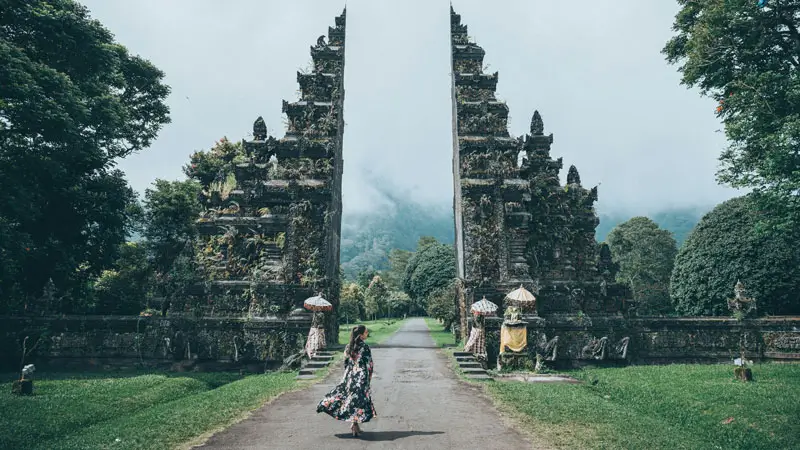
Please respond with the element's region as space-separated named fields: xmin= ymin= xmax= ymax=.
xmin=337 ymin=318 xmax=407 ymax=345
xmin=486 ymin=363 xmax=800 ymax=450
xmin=0 ymin=369 xmax=313 ymax=450
xmin=423 ymin=317 xmax=458 ymax=347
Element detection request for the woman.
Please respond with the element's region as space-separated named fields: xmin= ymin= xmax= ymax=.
xmin=316 ymin=325 xmax=377 ymax=437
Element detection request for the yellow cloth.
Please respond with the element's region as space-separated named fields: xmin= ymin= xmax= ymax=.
xmin=500 ymin=325 xmax=527 ymax=353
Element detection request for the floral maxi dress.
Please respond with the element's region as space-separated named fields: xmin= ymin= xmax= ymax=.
xmin=316 ymin=338 xmax=377 ymax=423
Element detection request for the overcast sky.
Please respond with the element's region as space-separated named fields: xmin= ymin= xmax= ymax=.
xmin=81 ymin=0 xmax=739 ymax=216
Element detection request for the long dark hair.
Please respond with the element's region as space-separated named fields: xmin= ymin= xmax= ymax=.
xmin=348 ymin=325 xmax=367 ymax=359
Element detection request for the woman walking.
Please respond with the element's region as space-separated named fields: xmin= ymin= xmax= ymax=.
xmin=316 ymin=325 xmax=377 ymax=437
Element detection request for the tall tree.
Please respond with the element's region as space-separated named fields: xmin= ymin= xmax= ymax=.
xmin=142 ymin=179 xmax=202 ymax=273
xmin=383 ymin=248 xmax=412 ymax=290
xmin=670 ymin=195 xmax=800 ymax=316
xmin=402 ymin=237 xmax=456 ymax=305
xmin=338 ymin=282 xmax=365 ymax=324
xmin=607 ymin=217 xmax=678 ymax=315
xmin=141 ymin=179 xmax=203 ymax=315
xmin=663 ymin=0 xmax=800 ymax=227
xmin=92 ymin=242 xmax=153 ymax=315
xmin=364 ymin=275 xmax=388 ymax=320
xmin=0 ymin=0 xmax=170 ymax=309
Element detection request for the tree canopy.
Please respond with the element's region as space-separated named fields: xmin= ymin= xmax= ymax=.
xmin=0 ymin=0 xmax=171 ymax=310
xmin=663 ymin=0 xmax=800 ymax=225
xmin=142 ymin=179 xmax=202 ymax=273
xmin=402 ymin=237 xmax=456 ymax=303
xmin=607 ymin=217 xmax=678 ymax=315
xmin=670 ymin=195 xmax=800 ymax=316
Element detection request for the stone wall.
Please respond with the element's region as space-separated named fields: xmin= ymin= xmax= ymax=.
xmin=479 ymin=315 xmax=800 ymax=369
xmin=0 ymin=315 xmax=312 ymax=372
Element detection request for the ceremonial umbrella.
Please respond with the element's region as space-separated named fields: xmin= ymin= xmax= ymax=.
xmin=303 ymin=293 xmax=333 ymax=312
xmin=505 ymin=285 xmax=536 ymax=307
xmin=470 ymin=297 xmax=499 ymax=316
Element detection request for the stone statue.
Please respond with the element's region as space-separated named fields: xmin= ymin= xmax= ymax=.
xmin=316 ymin=35 xmax=327 ymax=48
xmin=530 ymin=110 xmax=544 ymax=135
xmin=567 ymin=165 xmax=581 ymax=185
xmin=253 ymin=116 xmax=267 ymax=141
xmin=728 ymin=280 xmax=756 ymax=319
xmin=581 ymin=336 xmax=608 ymax=360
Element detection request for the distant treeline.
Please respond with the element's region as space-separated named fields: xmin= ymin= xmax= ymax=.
xmin=340 ymin=200 xmax=710 ymax=280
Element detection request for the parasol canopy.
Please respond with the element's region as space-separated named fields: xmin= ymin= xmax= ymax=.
xmin=470 ymin=297 xmax=499 ymax=316
xmin=303 ymin=293 xmax=333 ymax=312
xmin=505 ymin=285 xmax=536 ymax=306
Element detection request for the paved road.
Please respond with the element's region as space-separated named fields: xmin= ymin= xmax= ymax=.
xmin=198 ymin=318 xmax=542 ymax=449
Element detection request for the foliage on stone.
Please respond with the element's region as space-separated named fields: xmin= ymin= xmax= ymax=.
xmin=664 ymin=0 xmax=800 ymax=227
xmin=607 ymin=217 xmax=678 ymax=315
xmin=184 ymin=138 xmax=246 ymax=190
xmin=670 ymin=195 xmax=800 ymax=316
xmin=0 ymin=0 xmax=170 ymax=311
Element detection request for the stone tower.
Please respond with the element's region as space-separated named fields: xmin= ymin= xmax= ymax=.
xmin=450 ymin=6 xmax=627 ymax=335
xmin=192 ymin=9 xmax=347 ymax=342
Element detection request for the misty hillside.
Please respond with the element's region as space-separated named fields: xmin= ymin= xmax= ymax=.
xmin=341 ymin=202 xmax=711 ymax=279
xmin=341 ymin=202 xmax=455 ymax=279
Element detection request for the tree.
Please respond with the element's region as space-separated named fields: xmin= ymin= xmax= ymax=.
xmin=426 ymin=280 xmax=457 ymax=329
xmin=339 ymin=282 xmax=364 ymax=324
xmin=670 ymin=195 xmax=800 ymax=316
xmin=355 ymin=268 xmax=379 ymax=289
xmin=663 ymin=1 xmax=800 ymax=227
xmin=387 ymin=290 xmax=412 ymax=317
xmin=402 ymin=238 xmax=456 ymax=304
xmin=142 ymin=179 xmax=203 ymax=273
xmin=364 ymin=275 xmax=388 ymax=320
xmin=139 ymin=179 xmax=205 ymax=315
xmin=92 ymin=242 xmax=153 ymax=315
xmin=607 ymin=217 xmax=678 ymax=315
xmin=0 ymin=0 xmax=170 ymax=310
xmin=383 ymin=248 xmax=412 ymax=290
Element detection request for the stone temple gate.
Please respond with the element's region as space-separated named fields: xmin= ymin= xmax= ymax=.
xmin=449 ymin=6 xmax=628 ymax=334
xmin=3 ymin=6 xmax=799 ymax=370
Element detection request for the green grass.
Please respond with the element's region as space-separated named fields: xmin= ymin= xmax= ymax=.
xmin=338 ymin=318 xmax=407 ymax=345
xmin=423 ymin=317 xmax=458 ymax=347
xmin=0 ymin=370 xmax=304 ymax=450
xmin=485 ymin=363 xmax=800 ymax=450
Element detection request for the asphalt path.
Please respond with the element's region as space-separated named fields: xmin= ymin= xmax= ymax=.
xmin=198 ymin=318 xmax=543 ymax=449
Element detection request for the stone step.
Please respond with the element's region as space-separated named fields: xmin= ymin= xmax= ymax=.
xmin=456 ymin=356 xmax=475 ymax=362
xmin=305 ymin=361 xmax=329 ymax=369
xmin=461 ymin=367 xmax=487 ymax=374
xmin=299 ymin=367 xmax=324 ymax=375
xmin=296 ymin=374 xmax=318 ymax=380
xmin=459 ymin=362 xmax=483 ymax=369
xmin=311 ymin=356 xmax=333 ymax=362
xmin=466 ymin=373 xmax=492 ymax=380
xmin=453 ymin=352 xmax=473 ymax=357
